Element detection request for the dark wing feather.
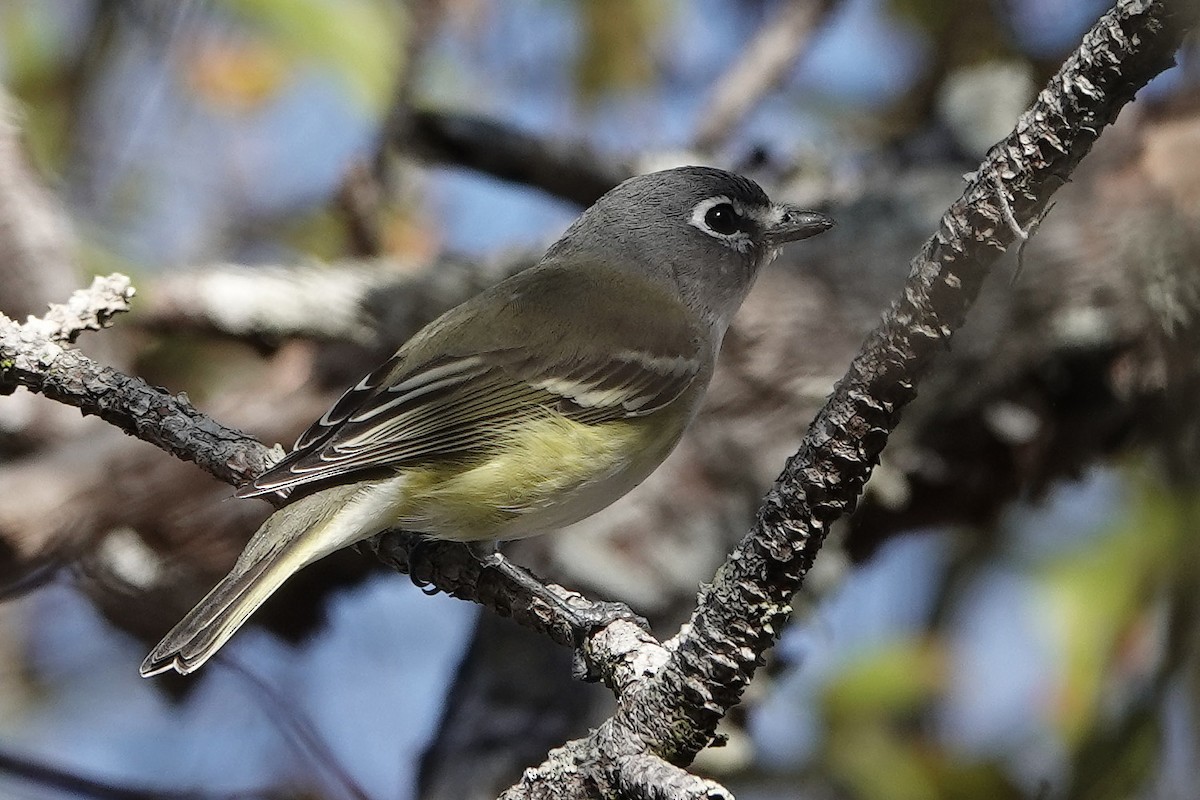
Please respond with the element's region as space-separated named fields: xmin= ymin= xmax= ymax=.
xmin=237 ymin=262 xmax=707 ymax=499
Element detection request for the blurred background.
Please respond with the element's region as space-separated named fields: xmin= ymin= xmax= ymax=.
xmin=1 ymin=0 xmax=1199 ymax=798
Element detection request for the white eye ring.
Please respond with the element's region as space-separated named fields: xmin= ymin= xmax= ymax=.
xmin=689 ymin=195 xmax=753 ymax=252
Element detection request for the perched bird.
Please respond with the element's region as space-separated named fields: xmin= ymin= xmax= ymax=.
xmin=141 ymin=166 xmax=833 ymax=677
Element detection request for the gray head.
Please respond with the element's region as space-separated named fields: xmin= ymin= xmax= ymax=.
xmin=544 ymin=166 xmax=833 ymax=333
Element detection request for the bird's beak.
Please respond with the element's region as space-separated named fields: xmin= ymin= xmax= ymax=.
xmin=763 ymin=205 xmax=835 ymax=247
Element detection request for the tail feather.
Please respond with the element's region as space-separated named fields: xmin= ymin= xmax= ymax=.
xmin=140 ymin=482 xmax=384 ymax=677
xmin=139 ymin=538 xmax=307 ymax=677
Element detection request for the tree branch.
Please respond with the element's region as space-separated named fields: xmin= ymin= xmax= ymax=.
xmin=0 ymin=274 xmax=275 ymax=488
xmin=135 ymin=255 xmax=532 ymax=346
xmin=641 ymin=0 xmax=1197 ymax=764
xmin=4 ymin=2 xmax=1195 ymax=798
xmin=136 ymin=262 xmax=391 ymax=344
xmin=692 ymin=0 xmax=837 ymax=153
xmin=0 ymin=275 xmax=659 ymax=691
xmin=504 ymin=0 xmax=1200 ymax=794
xmin=405 ymin=109 xmax=634 ymax=207
xmin=8 ymin=273 xmax=135 ymax=345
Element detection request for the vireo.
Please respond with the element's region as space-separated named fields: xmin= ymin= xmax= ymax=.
xmin=141 ymin=166 xmax=833 ymax=677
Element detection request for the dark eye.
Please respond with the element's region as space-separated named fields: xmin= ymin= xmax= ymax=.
xmin=704 ymin=203 xmax=740 ymax=236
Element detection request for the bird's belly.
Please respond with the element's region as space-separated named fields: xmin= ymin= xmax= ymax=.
xmin=392 ymin=413 xmax=683 ymax=542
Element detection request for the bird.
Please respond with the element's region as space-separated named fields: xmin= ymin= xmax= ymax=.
xmin=140 ymin=166 xmax=834 ymax=677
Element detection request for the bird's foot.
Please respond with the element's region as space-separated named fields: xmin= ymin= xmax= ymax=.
xmin=470 ymin=544 xmax=650 ymax=682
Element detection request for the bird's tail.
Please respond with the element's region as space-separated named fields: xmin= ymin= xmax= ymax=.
xmin=140 ymin=485 xmax=367 ymax=677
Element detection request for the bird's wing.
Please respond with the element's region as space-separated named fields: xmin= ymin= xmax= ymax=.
xmin=237 ymin=263 xmax=707 ymax=498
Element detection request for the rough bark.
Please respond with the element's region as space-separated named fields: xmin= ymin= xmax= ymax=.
xmin=0 ymin=276 xmax=276 ymax=490
xmin=502 ymin=0 xmax=1200 ymax=794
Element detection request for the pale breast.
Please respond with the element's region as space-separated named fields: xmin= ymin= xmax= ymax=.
xmin=392 ymin=411 xmax=688 ymax=542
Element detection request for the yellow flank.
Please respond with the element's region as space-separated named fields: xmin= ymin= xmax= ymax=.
xmin=393 ymin=409 xmax=668 ymax=540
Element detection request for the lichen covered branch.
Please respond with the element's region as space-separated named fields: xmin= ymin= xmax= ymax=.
xmin=1 ymin=275 xmax=650 ymax=685
xmin=0 ymin=274 xmax=275 ymax=488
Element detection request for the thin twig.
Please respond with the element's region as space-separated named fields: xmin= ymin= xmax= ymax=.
xmin=337 ymin=161 xmax=387 ymax=258
xmin=692 ymin=0 xmax=837 ymax=153
xmin=220 ymin=657 xmax=375 ymax=800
